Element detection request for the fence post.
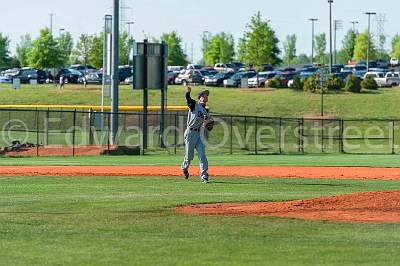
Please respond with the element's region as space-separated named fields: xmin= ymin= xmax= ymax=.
xmin=255 ymin=117 xmax=258 ymax=155
xmin=174 ymin=112 xmax=178 ymax=155
xmin=279 ymin=117 xmax=282 ymax=154
xmin=230 ymin=116 xmax=233 ymax=155
xmin=89 ymin=109 xmax=94 ymax=145
xmin=321 ymin=119 xmax=324 ymax=153
xmin=340 ymin=119 xmax=345 ymax=153
xmin=107 ymin=112 xmax=111 ymax=154
xmin=244 ymin=116 xmax=247 ymax=150
xmin=298 ymin=119 xmax=302 ymax=153
xmin=72 ymin=109 xmax=76 ymax=157
xmin=44 ymin=109 xmax=49 ymax=146
xmin=392 ymin=120 xmax=395 ymax=155
xmin=36 ymin=110 xmax=39 ymax=157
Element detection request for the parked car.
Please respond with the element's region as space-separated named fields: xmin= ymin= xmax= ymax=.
xmin=377 ymin=59 xmax=389 ymax=69
xmin=175 ymin=70 xmax=204 ymax=86
xmin=214 ymin=63 xmax=235 ymax=72
xmin=85 ymin=73 xmax=103 ymax=84
xmin=186 ymin=64 xmax=203 ymax=70
xmin=69 ymin=64 xmax=97 ymax=75
xmin=248 ymin=71 xmax=277 ymax=88
xmin=124 ymin=76 xmax=134 ymax=85
xmin=275 ymin=67 xmax=296 ymax=73
xmin=55 ymin=68 xmax=82 ymax=84
xmin=8 ymin=68 xmax=39 ymax=84
xmin=0 ymin=75 xmax=12 ymax=83
xmin=118 ymin=66 xmax=133 ymax=82
xmin=390 ymin=58 xmax=399 ymax=67
xmin=223 ymin=71 xmax=257 ymax=88
xmin=167 ymin=71 xmax=179 ymax=85
xmin=364 ymin=71 xmax=400 ymax=87
xmin=261 ymin=64 xmax=274 ymax=72
xmin=274 ymin=72 xmax=297 ymax=87
xmin=168 ymin=66 xmax=184 ymax=73
xmin=204 ymin=71 xmax=234 ymax=87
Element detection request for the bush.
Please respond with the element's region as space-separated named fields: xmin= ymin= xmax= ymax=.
xmin=326 ymin=74 xmax=344 ymax=91
xmin=303 ymin=74 xmax=322 ymax=93
xmin=290 ymin=76 xmax=304 ymax=91
xmin=344 ymin=75 xmax=362 ymax=93
xmin=361 ymin=75 xmax=378 ymax=90
xmin=267 ymin=77 xmax=284 ymax=88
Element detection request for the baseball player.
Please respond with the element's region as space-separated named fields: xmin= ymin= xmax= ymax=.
xmin=181 ymin=86 xmax=214 ymax=183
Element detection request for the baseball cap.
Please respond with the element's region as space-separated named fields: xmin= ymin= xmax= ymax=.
xmin=198 ymin=90 xmax=210 ymax=99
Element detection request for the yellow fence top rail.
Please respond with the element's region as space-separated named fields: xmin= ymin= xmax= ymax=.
xmin=0 ymin=105 xmax=188 ymax=112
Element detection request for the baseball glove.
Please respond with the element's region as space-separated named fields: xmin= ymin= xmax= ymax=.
xmin=204 ymin=117 xmax=215 ymax=131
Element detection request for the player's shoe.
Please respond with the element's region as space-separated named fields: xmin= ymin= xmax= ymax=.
xmin=201 ymin=177 xmax=209 ymax=184
xmin=183 ymin=170 xmax=190 ymax=179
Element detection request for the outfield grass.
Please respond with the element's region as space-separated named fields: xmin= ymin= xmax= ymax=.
xmin=1 ymin=83 xmax=400 ymax=118
xmin=1 ymin=154 xmax=400 ymax=167
xmin=0 ymin=175 xmax=399 ymax=265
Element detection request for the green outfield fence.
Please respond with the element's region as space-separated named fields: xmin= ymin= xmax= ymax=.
xmin=0 ymin=108 xmax=399 ymax=156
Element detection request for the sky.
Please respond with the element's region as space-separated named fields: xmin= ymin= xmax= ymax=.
xmin=0 ymin=0 xmax=399 ymax=63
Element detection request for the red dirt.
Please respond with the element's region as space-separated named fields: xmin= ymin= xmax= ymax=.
xmin=1 ymin=165 xmax=400 ymax=223
xmin=0 ymin=166 xmax=399 ymax=180
xmin=176 ymin=191 xmax=400 ymax=223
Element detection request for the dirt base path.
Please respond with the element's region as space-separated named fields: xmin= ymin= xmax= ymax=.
xmin=176 ymin=191 xmax=400 ymax=223
xmin=0 ymin=165 xmax=399 ymax=180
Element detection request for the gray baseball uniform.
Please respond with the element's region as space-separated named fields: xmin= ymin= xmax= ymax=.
xmin=181 ymin=91 xmax=209 ymax=182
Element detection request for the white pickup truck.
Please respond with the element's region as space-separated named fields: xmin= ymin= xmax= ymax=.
xmin=364 ymin=72 xmax=400 ymax=87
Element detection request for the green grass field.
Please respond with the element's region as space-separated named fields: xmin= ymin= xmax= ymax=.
xmin=1 ymin=83 xmax=400 ymax=118
xmin=0 ymin=155 xmax=400 ymax=265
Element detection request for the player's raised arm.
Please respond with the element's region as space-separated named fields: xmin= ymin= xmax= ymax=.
xmin=185 ymin=86 xmax=196 ymax=111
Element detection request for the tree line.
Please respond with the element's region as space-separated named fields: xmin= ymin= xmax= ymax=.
xmin=1 ymin=11 xmax=400 ymax=70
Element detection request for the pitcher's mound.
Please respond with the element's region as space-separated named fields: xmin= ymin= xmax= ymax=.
xmin=176 ymin=191 xmax=400 ymax=223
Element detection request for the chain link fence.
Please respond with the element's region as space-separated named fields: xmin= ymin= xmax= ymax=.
xmin=0 ymin=108 xmax=399 ymax=156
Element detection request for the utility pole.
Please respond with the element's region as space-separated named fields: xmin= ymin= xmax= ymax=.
xmin=49 ymin=13 xmax=54 ymax=35
xmin=59 ymin=28 xmax=65 ymax=37
xmin=334 ymin=20 xmax=343 ymax=65
xmin=126 ymin=21 xmax=134 ymax=39
xmin=350 ymin=21 xmax=359 ymax=32
xmin=365 ymin=12 xmax=377 ymax=71
xmin=111 ymin=0 xmax=120 ymax=144
xmin=328 ymin=0 xmax=333 ymax=74
xmin=309 ymin=18 xmax=318 ymax=65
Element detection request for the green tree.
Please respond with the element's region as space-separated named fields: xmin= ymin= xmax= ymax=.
xmin=391 ymin=35 xmax=400 ymax=59
xmin=71 ymin=34 xmax=93 ymax=66
xmin=119 ymin=31 xmax=131 ymax=65
xmin=340 ymin=30 xmax=357 ymax=63
xmin=0 ymin=33 xmax=11 ymax=67
xmin=161 ymin=31 xmax=188 ymax=66
xmin=391 ymin=34 xmax=400 ymax=55
xmin=283 ymin=34 xmax=297 ymax=66
xmin=238 ymin=11 xmax=281 ymax=69
xmin=88 ymin=33 xmax=104 ymax=69
xmin=354 ymin=30 xmax=378 ymax=61
xmin=58 ymin=32 xmax=74 ymax=66
xmin=204 ymin=32 xmax=235 ymax=66
xmin=292 ymin=54 xmax=311 ymax=65
xmin=28 ymin=28 xmax=62 ymax=69
xmin=314 ymin=33 xmax=326 ymax=64
xmin=16 ymin=34 xmax=32 ymax=67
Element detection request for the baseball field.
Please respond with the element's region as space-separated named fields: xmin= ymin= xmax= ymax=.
xmin=1 ymin=154 xmax=400 ymax=265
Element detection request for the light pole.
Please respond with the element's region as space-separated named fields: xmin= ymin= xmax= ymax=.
xmin=111 ymin=0 xmax=120 ymax=144
xmin=59 ymin=28 xmax=65 ymax=37
xmin=365 ymin=12 xmax=376 ymax=71
xmin=126 ymin=21 xmax=134 ymax=39
xmin=334 ymin=20 xmax=343 ymax=65
xmin=49 ymin=13 xmax=54 ymax=35
xmin=328 ymin=0 xmax=333 ymax=74
xmin=350 ymin=21 xmax=359 ymax=32
xmin=309 ymin=18 xmax=318 ymax=65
